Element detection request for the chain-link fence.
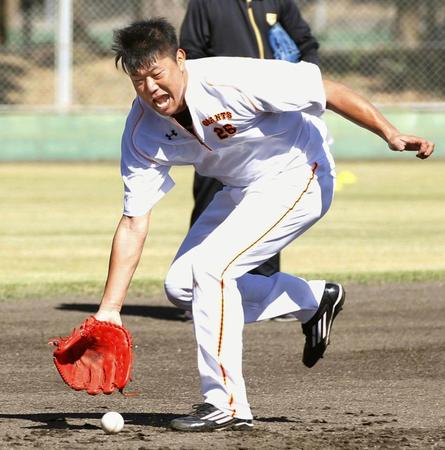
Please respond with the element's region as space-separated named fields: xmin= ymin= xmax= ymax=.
xmin=1 ymin=0 xmax=444 ymax=109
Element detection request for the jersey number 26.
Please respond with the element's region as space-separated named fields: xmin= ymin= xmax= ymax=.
xmin=214 ymin=124 xmax=237 ymax=140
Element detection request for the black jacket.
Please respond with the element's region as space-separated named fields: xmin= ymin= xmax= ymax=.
xmin=180 ymin=0 xmax=319 ymax=64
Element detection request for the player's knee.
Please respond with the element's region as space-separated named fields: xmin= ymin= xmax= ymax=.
xmin=164 ymin=281 xmax=192 ymax=310
xmin=164 ymin=258 xmax=194 ymax=309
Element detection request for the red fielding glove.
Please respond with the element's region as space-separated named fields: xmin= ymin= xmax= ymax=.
xmin=50 ymin=316 xmax=133 ymax=395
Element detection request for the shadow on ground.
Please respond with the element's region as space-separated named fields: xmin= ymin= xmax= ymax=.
xmin=0 ymin=412 xmax=177 ymax=430
xmin=55 ymin=303 xmax=187 ymax=321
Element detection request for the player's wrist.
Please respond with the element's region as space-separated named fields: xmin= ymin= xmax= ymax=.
xmin=95 ymin=308 xmax=122 ymax=326
xmin=98 ymin=301 xmax=122 ymax=311
xmin=96 ymin=298 xmax=123 ymax=322
xmin=99 ymin=294 xmax=123 ymax=312
xmin=381 ymin=125 xmax=400 ymax=143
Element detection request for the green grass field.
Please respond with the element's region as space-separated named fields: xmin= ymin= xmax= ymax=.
xmin=1 ymin=160 xmax=444 ymax=301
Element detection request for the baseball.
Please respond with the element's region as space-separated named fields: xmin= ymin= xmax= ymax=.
xmin=100 ymin=411 xmax=124 ymax=434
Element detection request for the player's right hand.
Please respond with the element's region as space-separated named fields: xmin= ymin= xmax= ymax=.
xmin=388 ymin=134 xmax=435 ymax=159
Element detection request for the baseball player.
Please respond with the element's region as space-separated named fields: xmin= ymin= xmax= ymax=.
xmin=94 ymin=18 xmax=434 ymax=432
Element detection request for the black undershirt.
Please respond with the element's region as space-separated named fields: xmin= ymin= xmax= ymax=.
xmin=172 ymin=107 xmax=195 ymax=135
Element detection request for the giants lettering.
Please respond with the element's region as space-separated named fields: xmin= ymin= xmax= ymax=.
xmin=202 ymin=111 xmax=232 ymax=126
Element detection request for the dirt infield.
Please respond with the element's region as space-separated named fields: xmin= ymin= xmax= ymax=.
xmin=1 ymin=282 xmax=444 ymax=449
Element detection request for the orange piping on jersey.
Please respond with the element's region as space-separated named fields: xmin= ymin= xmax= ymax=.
xmin=221 ymin=163 xmax=318 ymax=280
xmin=130 ymin=98 xmax=159 ymax=164
xmin=229 ymin=394 xmax=236 ymax=416
xmin=132 ymin=100 xmax=145 ymax=146
xmin=219 ymin=366 xmax=237 ymax=416
xmin=218 ymin=281 xmax=236 ymax=414
xmin=246 ymin=0 xmax=265 ymax=59
xmin=216 ymin=163 xmax=319 ymax=411
xmin=219 ymin=363 xmax=227 ymax=385
xmin=217 ymin=279 xmax=225 ymax=357
xmin=216 ymin=163 xmax=319 ymax=415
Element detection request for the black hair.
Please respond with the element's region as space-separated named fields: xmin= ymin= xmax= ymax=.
xmin=112 ymin=18 xmax=178 ymax=74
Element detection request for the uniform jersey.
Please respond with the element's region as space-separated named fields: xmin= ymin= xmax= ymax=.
xmin=120 ymin=57 xmax=334 ymax=217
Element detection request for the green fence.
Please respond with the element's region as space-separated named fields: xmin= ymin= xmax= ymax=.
xmin=0 ymin=110 xmax=443 ymax=161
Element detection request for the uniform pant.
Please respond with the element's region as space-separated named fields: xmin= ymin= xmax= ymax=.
xmin=191 ymin=172 xmax=281 ymax=276
xmin=165 ymin=161 xmax=335 ymax=420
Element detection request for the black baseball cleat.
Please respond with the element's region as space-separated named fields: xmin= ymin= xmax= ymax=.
xmin=301 ymin=283 xmax=345 ymax=368
xmin=170 ymin=403 xmax=253 ymax=432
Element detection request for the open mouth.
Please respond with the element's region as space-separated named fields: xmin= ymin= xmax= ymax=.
xmin=153 ymin=94 xmax=170 ymax=110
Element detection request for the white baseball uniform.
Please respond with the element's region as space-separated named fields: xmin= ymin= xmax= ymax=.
xmin=121 ymin=57 xmax=336 ymax=420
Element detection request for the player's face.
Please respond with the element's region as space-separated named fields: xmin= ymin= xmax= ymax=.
xmin=130 ymin=49 xmax=187 ymax=116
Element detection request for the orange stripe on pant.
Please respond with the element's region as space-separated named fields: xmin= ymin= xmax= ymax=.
xmin=216 ymin=162 xmax=318 ymax=414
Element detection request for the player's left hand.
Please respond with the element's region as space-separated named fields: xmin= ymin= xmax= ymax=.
xmin=388 ymin=134 xmax=435 ymax=159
